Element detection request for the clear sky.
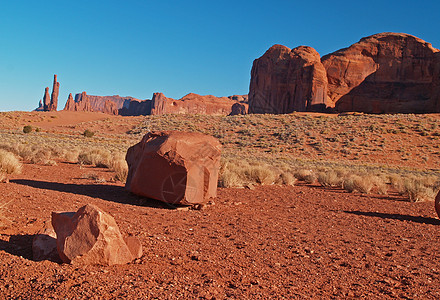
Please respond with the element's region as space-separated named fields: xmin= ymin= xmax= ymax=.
xmin=0 ymin=0 xmax=439 ymax=111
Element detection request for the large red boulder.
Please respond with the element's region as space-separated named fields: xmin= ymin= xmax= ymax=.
xmin=248 ymin=45 xmax=330 ymax=114
xmin=322 ymin=32 xmax=440 ymax=113
xmin=125 ymin=131 xmax=221 ymax=205
xmin=52 ymin=204 xmax=142 ymax=266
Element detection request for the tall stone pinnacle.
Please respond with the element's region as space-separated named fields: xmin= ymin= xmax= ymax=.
xmin=49 ymin=74 xmax=60 ymax=111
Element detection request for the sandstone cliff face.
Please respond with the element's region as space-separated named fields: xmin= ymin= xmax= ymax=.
xmin=248 ymin=45 xmax=330 ymax=114
xmin=321 ymin=33 xmax=440 ymax=113
xmin=249 ymin=33 xmax=440 ymax=114
xmin=150 ymin=93 xmax=247 ymax=116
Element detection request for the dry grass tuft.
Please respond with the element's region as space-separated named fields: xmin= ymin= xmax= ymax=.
xmin=108 ymin=153 xmax=129 ymax=182
xmin=294 ymin=169 xmax=317 ymax=184
xmin=402 ymin=178 xmax=437 ymax=202
xmin=343 ymin=175 xmax=374 ymax=194
xmin=0 ymin=149 xmax=22 ymax=182
xmin=317 ymin=171 xmax=343 ymax=188
xmin=78 ymin=148 xmax=111 ymax=168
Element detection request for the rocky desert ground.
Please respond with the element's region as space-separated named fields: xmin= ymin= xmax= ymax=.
xmin=0 ymin=110 xmax=440 ymax=299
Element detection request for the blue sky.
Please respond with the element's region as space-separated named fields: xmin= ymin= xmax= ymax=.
xmin=0 ymin=0 xmax=439 ymax=111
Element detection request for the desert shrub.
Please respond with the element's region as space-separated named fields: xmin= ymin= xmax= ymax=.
xmin=78 ymin=148 xmax=111 ymax=168
xmin=219 ymin=169 xmax=243 ymax=188
xmin=35 ymin=127 xmax=41 ymax=132
xmin=402 ymin=178 xmax=437 ymax=202
xmin=23 ymin=125 xmax=33 ymax=134
xmin=247 ymin=165 xmax=277 ymax=185
xmin=108 ymin=153 xmax=128 ymax=182
xmin=371 ymin=176 xmax=388 ymax=195
xmin=0 ymin=149 xmax=22 ymax=182
xmin=83 ymin=129 xmax=95 ymax=138
xmin=317 ymin=171 xmax=343 ymax=187
xmin=294 ymin=169 xmax=316 ymax=184
xmin=30 ymin=149 xmax=56 ymax=166
xmin=343 ymin=175 xmax=374 ymax=194
xmin=278 ymin=172 xmax=296 ymax=186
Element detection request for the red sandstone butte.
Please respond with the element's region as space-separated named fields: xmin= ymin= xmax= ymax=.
xmin=150 ymin=93 xmax=246 ymax=116
xmin=321 ymin=32 xmax=440 ymax=113
xmin=63 ymin=92 xmax=150 ymax=116
xmin=125 ymin=131 xmax=221 ymax=206
xmin=248 ymin=45 xmax=330 ymax=114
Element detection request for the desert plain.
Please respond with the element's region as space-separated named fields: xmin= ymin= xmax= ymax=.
xmin=0 ymin=110 xmax=439 ymax=299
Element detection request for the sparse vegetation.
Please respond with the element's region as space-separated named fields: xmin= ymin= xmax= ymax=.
xmin=83 ymin=129 xmax=95 ymax=138
xmin=23 ymin=125 xmax=33 ymax=133
xmin=1 ymin=112 xmax=440 ymax=202
xmin=0 ymin=149 xmax=22 ymax=182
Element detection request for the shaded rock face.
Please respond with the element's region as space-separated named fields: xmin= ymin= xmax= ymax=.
xmin=51 ymin=204 xmax=142 ymax=266
xmin=32 ymin=223 xmax=60 ymax=262
xmin=249 ymin=45 xmax=330 ymax=114
xmin=125 ymin=131 xmax=221 ymax=206
xmin=150 ymin=93 xmax=246 ymax=116
xmin=63 ymin=92 xmax=151 ymax=115
xmin=230 ymin=102 xmax=248 ymax=115
xmin=321 ymin=33 xmax=440 ymax=113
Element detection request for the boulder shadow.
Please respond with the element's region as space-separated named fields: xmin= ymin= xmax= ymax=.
xmin=345 ymin=210 xmax=440 ymax=225
xmin=0 ymin=234 xmax=34 ymax=260
xmin=11 ymin=179 xmax=173 ymax=209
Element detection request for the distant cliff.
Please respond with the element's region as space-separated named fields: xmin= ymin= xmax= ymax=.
xmin=63 ymin=92 xmax=247 ymax=116
xmin=63 ymin=92 xmax=151 ymax=116
xmin=150 ymin=93 xmax=248 ymax=116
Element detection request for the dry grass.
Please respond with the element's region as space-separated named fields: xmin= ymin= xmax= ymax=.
xmin=108 ymin=153 xmax=129 ymax=182
xmin=1 ymin=112 xmax=440 ymax=203
xmin=0 ymin=149 xmax=22 ymax=182
xmin=78 ymin=148 xmax=112 ymax=168
xmin=294 ymin=169 xmax=317 ymax=184
xmin=317 ymin=171 xmax=343 ymax=187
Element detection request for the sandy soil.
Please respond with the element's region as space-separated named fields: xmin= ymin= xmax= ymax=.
xmin=1 ymin=111 xmax=440 ymax=298
xmin=1 ymin=162 xmax=440 ymax=299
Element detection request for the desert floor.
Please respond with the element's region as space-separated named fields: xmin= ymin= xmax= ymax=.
xmin=1 ymin=111 xmax=440 ymax=299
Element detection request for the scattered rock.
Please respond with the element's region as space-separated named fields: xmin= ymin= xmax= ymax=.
xmin=32 ymin=222 xmax=60 ymax=262
xmin=51 ymin=204 xmax=142 ymax=266
xmin=125 ymin=131 xmax=222 ymax=205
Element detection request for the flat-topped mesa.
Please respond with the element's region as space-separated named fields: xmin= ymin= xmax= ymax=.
xmin=150 ymin=92 xmax=248 ymax=115
xmin=321 ymin=32 xmax=440 ymax=113
xmin=248 ymin=44 xmax=330 ymax=114
xmin=63 ymin=92 xmax=150 ymax=115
